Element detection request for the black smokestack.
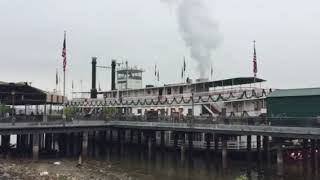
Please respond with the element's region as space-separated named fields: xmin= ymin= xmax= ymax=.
xmin=111 ymin=60 xmax=116 ymax=90
xmin=91 ymin=57 xmax=97 ymax=98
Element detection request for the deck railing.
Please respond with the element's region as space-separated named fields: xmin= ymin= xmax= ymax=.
xmin=70 ymin=88 xmax=272 ymax=106
xmin=1 ymin=113 xmax=320 ymax=129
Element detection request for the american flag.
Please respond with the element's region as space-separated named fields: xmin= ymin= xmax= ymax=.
xmin=253 ymin=40 xmax=257 ymax=78
xmin=157 ymin=70 xmax=159 ymax=81
xmin=183 ymin=57 xmax=186 ymax=72
xmin=62 ymin=32 xmax=67 ymax=72
xmin=56 ymin=68 xmax=58 ymax=85
xmin=210 ymin=65 xmax=213 ymax=79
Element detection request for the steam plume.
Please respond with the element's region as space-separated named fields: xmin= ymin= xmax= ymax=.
xmin=162 ymin=0 xmax=221 ymax=78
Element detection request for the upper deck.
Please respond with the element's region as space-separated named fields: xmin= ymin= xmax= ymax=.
xmin=70 ymin=77 xmax=271 ymax=107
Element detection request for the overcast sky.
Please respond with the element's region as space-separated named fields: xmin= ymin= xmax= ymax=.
xmin=0 ymin=0 xmax=319 ymax=97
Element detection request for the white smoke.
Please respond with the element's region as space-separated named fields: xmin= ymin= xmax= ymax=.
xmin=162 ymin=0 xmax=221 ymax=78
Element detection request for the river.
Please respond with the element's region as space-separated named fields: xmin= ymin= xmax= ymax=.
xmin=85 ymin=143 xmax=317 ymax=180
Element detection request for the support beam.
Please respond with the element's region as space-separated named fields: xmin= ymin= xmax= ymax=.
xmin=180 ymin=133 xmax=186 ymax=162
xmin=276 ymin=143 xmax=283 ymax=177
xmin=311 ymin=139 xmax=317 ymax=176
xmin=77 ymin=132 xmax=86 ymax=166
xmin=82 ymin=132 xmax=88 ymax=158
xmin=109 ymin=129 xmax=113 ymax=144
xmin=263 ymin=136 xmax=270 ymax=165
xmin=256 ymin=135 xmax=262 ymax=162
xmin=32 ymin=134 xmax=39 ymax=161
xmin=214 ymin=135 xmax=219 ymax=158
xmin=130 ymin=130 xmax=134 ymax=144
xmin=303 ymin=139 xmax=309 ymax=174
xmin=247 ymin=135 xmax=252 ymax=162
xmin=188 ymin=132 xmax=193 ymax=150
xmin=205 ymin=133 xmax=212 ymax=150
xmin=160 ymin=131 xmax=165 ymax=148
xmin=137 ymin=130 xmax=141 ymax=145
xmin=29 ymin=134 xmax=34 ymax=155
xmin=173 ymin=132 xmax=178 ymax=149
xmin=222 ymin=136 xmax=228 ymax=169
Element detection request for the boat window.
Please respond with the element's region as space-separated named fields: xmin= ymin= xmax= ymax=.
xmin=159 ymin=88 xmax=163 ymax=96
xmin=167 ymin=88 xmax=172 ymax=95
xmin=179 ymin=86 xmax=183 ymax=94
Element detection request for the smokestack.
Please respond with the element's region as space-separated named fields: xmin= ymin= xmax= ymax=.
xmin=90 ymin=57 xmax=97 ymax=98
xmin=111 ymin=60 xmax=116 ymax=90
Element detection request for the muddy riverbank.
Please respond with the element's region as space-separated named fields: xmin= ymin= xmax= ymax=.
xmin=0 ymin=158 xmax=150 ymax=180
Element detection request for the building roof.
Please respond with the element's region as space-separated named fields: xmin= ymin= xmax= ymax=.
xmin=191 ymin=77 xmax=265 ymax=88
xmin=267 ymin=88 xmax=320 ymax=98
xmin=0 ymin=82 xmax=65 ymax=105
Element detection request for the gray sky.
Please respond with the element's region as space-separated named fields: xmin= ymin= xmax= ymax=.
xmin=0 ymin=0 xmax=319 ymax=97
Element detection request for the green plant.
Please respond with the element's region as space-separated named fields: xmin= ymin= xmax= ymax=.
xmin=0 ymin=104 xmax=10 ymax=116
xmin=58 ymin=175 xmax=67 ymax=180
xmin=235 ymin=175 xmax=248 ymax=180
xmin=103 ymin=107 xmax=117 ymax=119
xmin=63 ymin=106 xmax=77 ymax=120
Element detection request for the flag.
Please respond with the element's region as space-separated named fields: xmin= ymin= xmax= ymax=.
xmin=72 ymin=80 xmax=74 ymax=90
xmin=210 ymin=65 xmax=213 ymax=79
xmin=154 ymin=64 xmax=157 ymax=77
xmin=183 ymin=57 xmax=186 ymax=72
xmin=62 ymin=32 xmax=67 ymax=72
xmin=56 ymin=69 xmax=58 ymax=85
xmin=253 ymin=40 xmax=257 ymax=78
xmin=181 ymin=66 xmax=184 ymax=79
xmin=157 ymin=70 xmax=159 ymax=81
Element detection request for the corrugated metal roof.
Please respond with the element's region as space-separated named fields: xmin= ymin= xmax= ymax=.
xmin=267 ymin=88 xmax=320 ymax=98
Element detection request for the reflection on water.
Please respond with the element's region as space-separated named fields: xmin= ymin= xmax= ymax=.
xmin=89 ymin=143 xmax=318 ymax=180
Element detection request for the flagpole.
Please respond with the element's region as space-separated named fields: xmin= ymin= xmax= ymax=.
xmin=55 ymin=68 xmax=58 ymax=93
xmin=253 ymin=40 xmax=256 ymax=84
xmin=63 ymin=31 xmax=66 ymax=100
xmin=63 ymin=70 xmax=66 ymax=99
xmin=62 ymin=31 xmax=67 ymax=123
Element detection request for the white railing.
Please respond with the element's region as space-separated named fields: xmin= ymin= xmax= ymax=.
xmin=70 ymin=88 xmax=271 ymax=105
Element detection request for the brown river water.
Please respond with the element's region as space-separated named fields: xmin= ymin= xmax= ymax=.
xmin=2 ymin=139 xmax=318 ymax=180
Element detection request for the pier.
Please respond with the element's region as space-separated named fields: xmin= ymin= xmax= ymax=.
xmin=0 ymin=116 xmax=320 ymax=177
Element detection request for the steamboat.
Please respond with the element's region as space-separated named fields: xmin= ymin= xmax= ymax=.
xmin=69 ymin=58 xmax=273 ymax=149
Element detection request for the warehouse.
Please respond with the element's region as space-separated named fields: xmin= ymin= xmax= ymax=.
xmin=267 ymin=88 xmax=320 ymax=127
